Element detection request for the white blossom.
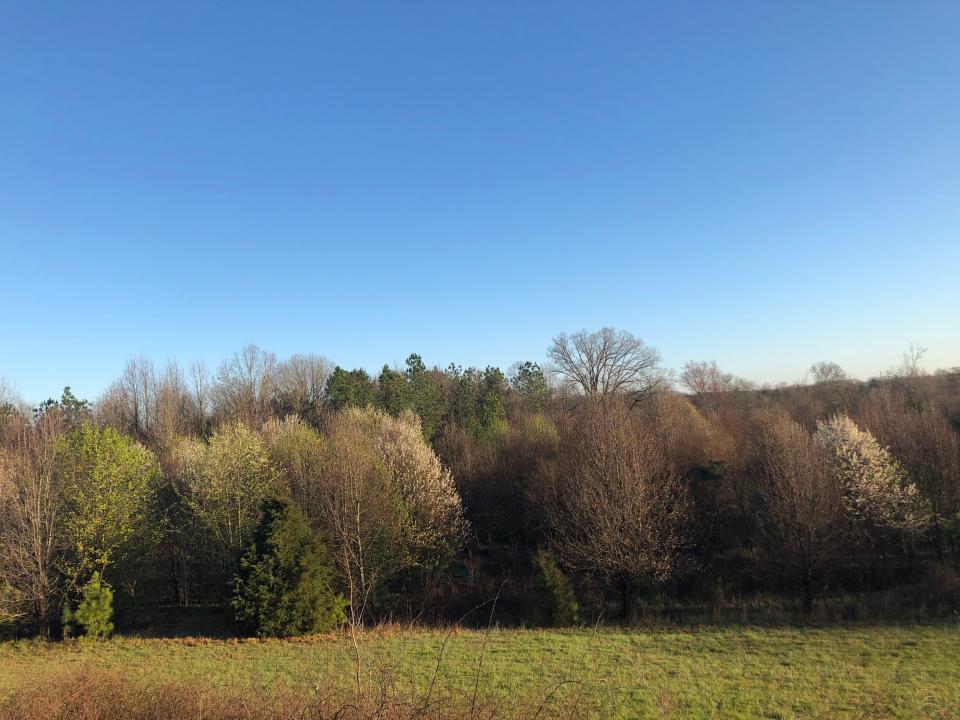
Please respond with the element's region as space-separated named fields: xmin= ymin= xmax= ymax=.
xmin=814 ymin=414 xmax=930 ymax=536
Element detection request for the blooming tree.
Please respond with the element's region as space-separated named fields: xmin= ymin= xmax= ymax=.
xmin=375 ymin=409 xmax=466 ymax=571
xmin=814 ymin=414 xmax=930 ymax=538
xmin=317 ymin=407 xmax=466 ymax=618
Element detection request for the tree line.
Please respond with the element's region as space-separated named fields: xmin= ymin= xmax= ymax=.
xmin=1 ymin=328 xmax=959 ymax=637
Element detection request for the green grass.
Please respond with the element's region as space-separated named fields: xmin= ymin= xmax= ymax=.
xmin=1 ymin=624 xmax=958 ymax=718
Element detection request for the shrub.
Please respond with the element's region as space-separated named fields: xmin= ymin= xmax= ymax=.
xmin=941 ymin=512 xmax=960 ymax=548
xmin=232 ymin=497 xmax=345 ymax=638
xmin=62 ymin=572 xmax=114 ymax=641
xmin=534 ymin=549 xmax=579 ymax=626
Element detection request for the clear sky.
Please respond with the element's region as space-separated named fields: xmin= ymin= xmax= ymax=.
xmin=2 ymin=2 xmax=959 ymax=404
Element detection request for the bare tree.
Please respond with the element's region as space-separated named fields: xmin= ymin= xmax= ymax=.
xmin=898 ymin=343 xmax=928 ymax=378
xmin=123 ymin=355 xmax=156 ymax=439
xmin=808 ymin=361 xmax=848 ymax=385
xmin=679 ymin=360 xmax=752 ymax=414
xmin=0 ymin=377 xmax=22 ymax=409
xmin=541 ymin=397 xmax=696 ymax=617
xmin=97 ymin=358 xmax=197 ymax=447
xmin=189 ymin=361 xmax=211 ymax=435
xmin=96 ymin=383 xmax=129 ymax=435
xmin=153 ymin=361 xmax=193 ymax=444
xmin=0 ymin=413 xmax=64 ymax=635
xmin=646 ymin=391 xmax=714 ymax=472
xmin=213 ymin=345 xmax=278 ymax=426
xmin=807 ymin=361 xmax=851 ymax=411
xmin=548 ymin=327 xmax=666 ymax=405
xmin=0 ymin=377 xmax=16 ymax=406
xmin=273 ymin=353 xmax=334 ymax=423
xmin=96 ymin=356 xmax=155 ymax=441
xmin=0 ymin=378 xmax=26 ymax=437
xmin=317 ymin=410 xmax=395 ymax=623
xmin=858 ymin=385 xmax=960 ymax=555
xmin=746 ymin=409 xmax=845 ymax=610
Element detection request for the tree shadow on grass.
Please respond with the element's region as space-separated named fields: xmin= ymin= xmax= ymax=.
xmin=114 ymin=605 xmax=236 ymax=639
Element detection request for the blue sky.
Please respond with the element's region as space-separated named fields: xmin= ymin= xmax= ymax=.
xmin=2 ymin=2 xmax=959 ymax=403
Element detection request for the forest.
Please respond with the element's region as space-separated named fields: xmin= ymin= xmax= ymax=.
xmin=2 ymin=328 xmax=959 ymax=640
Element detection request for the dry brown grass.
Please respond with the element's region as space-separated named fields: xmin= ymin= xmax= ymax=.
xmin=0 ymin=665 xmax=594 ymax=720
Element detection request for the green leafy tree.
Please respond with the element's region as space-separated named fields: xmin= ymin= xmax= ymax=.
xmin=62 ymin=571 xmax=114 ymax=641
xmin=55 ymin=425 xmax=158 ymax=585
xmin=232 ymin=498 xmax=345 ymax=638
xmin=325 ymin=367 xmax=375 ymax=410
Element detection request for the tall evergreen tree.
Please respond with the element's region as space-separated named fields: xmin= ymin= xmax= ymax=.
xmin=324 ymin=367 xmax=375 ymax=410
xmin=232 ymin=498 xmax=345 ymax=638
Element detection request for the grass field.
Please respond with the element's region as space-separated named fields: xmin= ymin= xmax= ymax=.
xmin=1 ymin=624 xmax=958 ymax=718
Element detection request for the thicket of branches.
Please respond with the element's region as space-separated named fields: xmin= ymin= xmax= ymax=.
xmin=1 ymin=331 xmax=959 ymax=634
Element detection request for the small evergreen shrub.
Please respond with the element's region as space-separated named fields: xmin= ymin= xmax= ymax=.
xmin=534 ymin=549 xmax=579 ymax=626
xmin=941 ymin=512 xmax=960 ymax=547
xmin=232 ymin=497 xmax=345 ymax=638
xmin=62 ymin=572 xmax=114 ymax=641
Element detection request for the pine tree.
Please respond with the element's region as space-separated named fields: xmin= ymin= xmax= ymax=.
xmin=232 ymin=498 xmax=345 ymax=638
xmin=62 ymin=572 xmax=114 ymax=641
xmin=534 ymin=549 xmax=579 ymax=626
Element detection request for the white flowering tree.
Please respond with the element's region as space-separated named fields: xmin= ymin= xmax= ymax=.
xmin=317 ymin=407 xmax=466 ymax=619
xmin=814 ymin=414 xmax=930 ymax=540
xmin=375 ymin=409 xmax=466 ymax=571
